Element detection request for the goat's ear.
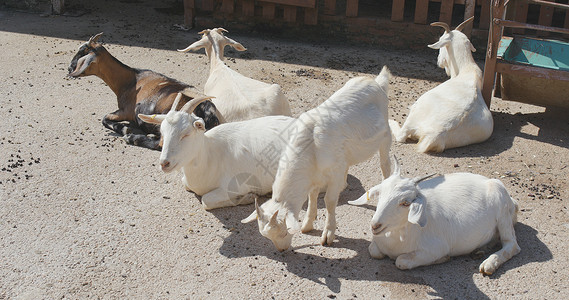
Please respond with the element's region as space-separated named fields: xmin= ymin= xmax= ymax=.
xmin=68 ymin=52 xmax=96 ymax=77
xmin=408 ymin=195 xmax=427 ymax=227
xmin=138 ymin=113 xmax=165 ymax=125
xmin=178 ymin=36 xmax=209 ymax=53
xmin=469 ymin=41 xmax=476 ymax=52
xmin=349 ymin=185 xmax=381 ymax=205
xmin=193 ymin=119 xmax=205 ymax=131
xmin=226 ymin=37 xmax=247 ymax=51
xmin=241 ymin=210 xmax=257 ymax=223
xmin=428 ymin=38 xmax=449 ymax=50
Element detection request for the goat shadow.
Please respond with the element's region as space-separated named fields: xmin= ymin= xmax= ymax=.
xmin=423 ymin=107 xmax=569 ymax=159
xmin=206 ymin=172 xmax=551 ymax=298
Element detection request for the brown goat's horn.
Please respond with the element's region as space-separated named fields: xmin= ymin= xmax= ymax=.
xmin=170 ymin=93 xmax=183 ymax=112
xmin=216 ymin=28 xmax=228 ymax=34
xmin=89 ymin=32 xmax=104 ymax=44
xmin=181 ymin=96 xmax=215 ymax=114
xmin=430 ymin=22 xmax=450 ymax=33
xmin=455 ymin=16 xmax=474 ymax=32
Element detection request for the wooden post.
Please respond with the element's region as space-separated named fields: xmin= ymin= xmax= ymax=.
xmin=391 ymin=0 xmax=405 ymax=22
xmin=463 ymin=0 xmax=475 ymax=37
xmin=346 ymin=0 xmax=359 ymax=17
xmin=414 ymin=0 xmax=429 ymax=24
xmin=324 ymin=0 xmax=336 ymax=15
xmin=440 ymin=0 xmax=454 ymax=25
xmin=183 ymin=0 xmax=195 ymax=28
xmin=52 ymin=0 xmax=64 ymax=14
xmin=284 ymin=6 xmax=297 ymax=22
xmin=482 ymin=0 xmax=507 ymax=107
xmin=242 ymin=0 xmax=255 ymax=16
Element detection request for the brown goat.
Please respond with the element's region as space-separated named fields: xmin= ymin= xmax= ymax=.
xmin=68 ymin=33 xmax=223 ymax=150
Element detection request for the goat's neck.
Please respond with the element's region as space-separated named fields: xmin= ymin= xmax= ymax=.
xmin=96 ymin=49 xmax=136 ymax=97
xmin=446 ymin=43 xmax=476 ymax=78
xmin=205 ymin=44 xmax=226 ymax=73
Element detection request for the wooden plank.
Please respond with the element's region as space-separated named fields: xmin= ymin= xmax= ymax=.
xmin=566 ymin=9 xmax=569 ymax=29
xmin=439 ymin=0 xmax=454 ymax=25
xmin=479 ymin=0 xmax=490 ymax=30
xmin=202 ymin=0 xmax=214 ymax=11
xmin=414 ymin=0 xmax=429 ymax=24
xmin=496 ymin=62 xmax=569 ymax=81
xmin=324 ymin=0 xmax=336 ymax=15
xmin=496 ymin=19 xmax=569 ymax=34
xmin=262 ymin=2 xmax=276 ymax=19
xmin=242 ymin=0 xmax=255 ymax=16
xmin=183 ymin=0 xmax=195 ymax=28
xmin=391 ymin=0 xmax=405 ymax=22
xmin=463 ymin=0 xmax=476 ymax=36
xmin=346 ymin=0 xmax=359 ymax=17
xmin=283 ymin=6 xmax=297 ymax=22
xmin=261 ymin=0 xmax=316 ymax=8
xmin=513 ymin=0 xmax=528 ymax=34
xmin=220 ymin=0 xmax=235 ymax=13
xmin=538 ymin=4 xmax=554 ymax=36
xmin=305 ymin=6 xmax=318 ymax=25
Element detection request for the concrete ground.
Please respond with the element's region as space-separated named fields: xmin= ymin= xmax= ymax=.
xmin=1 ymin=0 xmax=568 ymax=298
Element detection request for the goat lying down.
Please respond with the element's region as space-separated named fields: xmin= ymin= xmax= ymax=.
xmin=68 ymin=33 xmax=222 ymax=150
xmin=139 ymin=93 xmax=295 ymax=210
xmin=178 ymin=28 xmax=292 ymax=122
xmin=242 ymin=67 xmax=393 ymax=251
xmin=389 ymin=17 xmax=493 ymax=153
xmin=349 ymin=157 xmax=520 ymax=275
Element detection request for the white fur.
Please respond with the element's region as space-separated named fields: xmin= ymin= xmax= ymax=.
xmin=178 ymin=28 xmax=292 ymax=122
xmin=350 ymin=159 xmax=520 ymax=275
xmin=139 ymin=107 xmax=295 ymax=210
xmin=390 ymin=22 xmax=493 ymax=153
xmin=242 ymin=67 xmax=393 ymax=251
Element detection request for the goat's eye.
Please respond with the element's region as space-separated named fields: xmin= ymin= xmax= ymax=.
xmin=400 ymin=201 xmax=411 ymax=207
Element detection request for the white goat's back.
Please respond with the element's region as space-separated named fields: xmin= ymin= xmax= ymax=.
xmin=418 ymin=173 xmax=516 ymax=256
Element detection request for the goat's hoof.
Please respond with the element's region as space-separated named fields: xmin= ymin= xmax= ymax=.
xmin=320 ymin=229 xmax=335 ymax=246
xmin=368 ymin=242 xmax=385 ymax=259
xmin=479 ymin=255 xmax=499 ymax=275
xmin=300 ymin=222 xmax=313 ymax=233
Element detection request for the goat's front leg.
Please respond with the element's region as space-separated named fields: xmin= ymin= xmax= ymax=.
xmin=395 ymin=238 xmax=450 ymax=270
xmin=301 ymin=187 xmax=320 ymax=233
xmin=320 ymin=175 xmax=345 ymax=246
xmin=201 ymin=187 xmax=234 ymax=210
xmin=369 ymin=240 xmax=386 ymax=259
xmin=102 ymin=110 xmax=132 ymax=135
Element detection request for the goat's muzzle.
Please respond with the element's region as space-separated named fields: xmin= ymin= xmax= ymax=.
xmin=371 ymin=223 xmax=385 ymax=235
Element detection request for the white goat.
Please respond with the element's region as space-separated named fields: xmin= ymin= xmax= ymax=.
xmin=139 ymin=93 xmax=295 ymax=210
xmin=389 ymin=17 xmax=493 ymax=153
xmin=178 ymin=28 xmax=292 ymax=122
xmin=242 ymin=67 xmax=393 ymax=251
xmin=349 ymin=157 xmax=520 ymax=275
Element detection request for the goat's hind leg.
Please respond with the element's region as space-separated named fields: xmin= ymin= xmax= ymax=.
xmin=320 ymin=172 xmax=346 ymax=246
xmin=102 ymin=110 xmax=132 ymax=135
xmin=479 ymin=217 xmax=520 ymax=275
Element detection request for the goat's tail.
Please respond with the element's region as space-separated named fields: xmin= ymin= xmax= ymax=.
xmin=375 ymin=66 xmax=391 ymax=95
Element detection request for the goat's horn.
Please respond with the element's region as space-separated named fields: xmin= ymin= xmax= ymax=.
xmin=414 ymin=173 xmax=438 ymax=184
xmin=89 ymin=32 xmax=104 ymax=44
xmin=217 ymin=28 xmax=228 ymax=34
xmin=198 ymin=29 xmax=210 ymax=35
xmin=392 ymin=154 xmax=401 ymax=175
xmin=455 ymin=16 xmax=474 ymax=32
xmin=170 ymin=92 xmax=183 ymax=112
xmin=430 ymin=22 xmax=450 ymax=33
xmin=181 ymin=96 xmax=215 ymax=114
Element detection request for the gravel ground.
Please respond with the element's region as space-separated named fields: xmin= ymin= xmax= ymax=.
xmin=1 ymin=1 xmax=568 ymax=299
